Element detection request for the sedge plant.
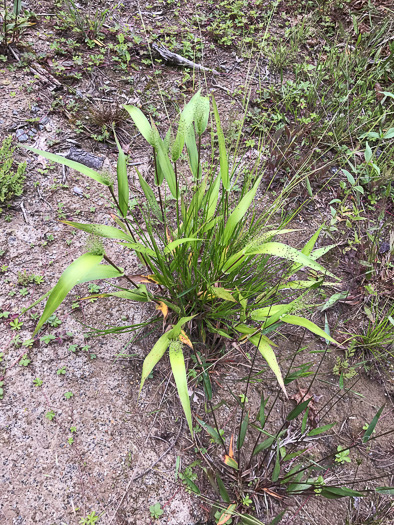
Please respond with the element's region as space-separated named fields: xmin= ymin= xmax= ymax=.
xmin=24 ymin=91 xmax=340 ymax=435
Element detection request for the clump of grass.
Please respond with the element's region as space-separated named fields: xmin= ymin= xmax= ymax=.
xmin=88 ymin=103 xmax=128 ymax=129
xmin=23 ymin=91 xmax=339 ymax=435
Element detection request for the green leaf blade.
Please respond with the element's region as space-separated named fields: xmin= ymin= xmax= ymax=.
xmin=169 ymin=342 xmax=193 ymax=436
xmin=22 ymin=146 xmax=111 ymax=186
xmin=124 ymin=105 xmax=154 ymax=145
xmin=362 ymin=405 xmax=384 ymax=443
xmin=34 ymin=253 xmax=103 ymax=334
xmin=140 ymin=332 xmax=171 ymax=391
xmin=113 ymin=130 xmax=129 ymax=217
xmin=212 ymin=95 xmax=229 ymax=190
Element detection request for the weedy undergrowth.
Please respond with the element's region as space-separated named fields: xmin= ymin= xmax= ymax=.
xmin=55 ymin=0 xmax=108 ymax=42
xmin=0 ymin=135 xmax=26 ymax=213
xmin=186 ymin=340 xmax=394 ymax=524
xmin=24 ymin=91 xmax=340 ymax=435
xmin=0 ymin=0 xmax=35 ymax=49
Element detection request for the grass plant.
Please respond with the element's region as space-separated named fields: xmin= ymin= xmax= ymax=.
xmin=24 ymin=92 xmax=340 ymax=436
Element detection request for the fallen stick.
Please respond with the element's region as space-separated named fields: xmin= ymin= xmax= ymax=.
xmin=20 ymin=200 xmax=29 ymax=224
xmin=152 ymin=43 xmax=219 ymax=75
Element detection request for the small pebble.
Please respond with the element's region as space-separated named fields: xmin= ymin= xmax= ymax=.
xmin=15 ymin=129 xmax=29 ymax=142
xmin=73 ymin=186 xmax=83 ymax=196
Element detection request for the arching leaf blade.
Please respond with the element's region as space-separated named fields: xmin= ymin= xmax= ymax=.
xmin=169 ymin=342 xmax=193 ymax=436
xmin=34 ymin=253 xmax=103 ymax=334
xmin=22 ymin=146 xmax=111 ymax=186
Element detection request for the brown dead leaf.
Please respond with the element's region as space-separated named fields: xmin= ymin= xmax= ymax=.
xmin=166 ymin=227 xmax=173 ymax=244
xmin=291 ymin=386 xmax=321 ymax=427
xmin=217 ymin=504 xmax=236 ymax=525
xmin=262 ymin=487 xmax=283 ymax=500
xmin=179 ymin=329 xmax=193 ymax=349
xmin=127 ymin=274 xmax=158 ymax=284
xmin=155 ymin=301 xmax=168 ymax=319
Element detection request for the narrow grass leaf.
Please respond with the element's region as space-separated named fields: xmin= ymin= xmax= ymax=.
xmin=272 ymin=447 xmax=281 ymax=482
xmin=301 ymin=407 xmax=309 ymax=434
xmin=169 ymin=315 xmax=196 ymax=338
xmin=62 ymin=220 xmax=132 ymax=241
xmin=362 ymin=405 xmax=384 ymax=443
xmin=376 ymin=487 xmax=394 ymax=495
xmin=164 ymin=238 xmax=201 ymax=254
xmin=206 ymin=174 xmax=221 ymax=221
xmin=320 ymin=291 xmax=349 ymax=311
xmin=123 ymin=242 xmax=156 ymax=257
xmin=321 ymin=487 xmax=364 ymax=499
xmin=169 ymin=342 xmax=193 ymax=435
xmin=217 ymin=505 xmax=236 ymax=525
xmin=102 ymin=289 xmax=150 ymax=302
xmin=211 ymin=95 xmax=229 ymax=190
xmin=222 ymin=176 xmax=262 ymax=245
xmin=268 ymin=511 xmax=285 ymax=525
xmin=324 ymin=313 xmax=330 ymax=345
xmin=223 ymin=456 xmax=238 ymax=469
xmin=249 ymin=334 xmax=286 ymax=396
xmin=196 ymin=417 xmax=221 ymax=443
xmin=202 ymin=369 xmax=212 ymax=400
xmin=241 ymin=515 xmax=268 ymax=525
xmin=185 ymin=125 xmax=199 ymax=179
xmin=287 ymin=398 xmax=311 ymax=421
xmin=216 ymin=473 xmax=230 ymax=503
xmin=34 ymin=253 xmax=103 ymax=334
xmin=136 ymin=168 xmax=162 ymax=220
xmin=113 ymin=129 xmax=129 ymax=217
xmin=22 ymin=146 xmax=111 ymax=186
xmin=209 ymin=287 xmax=237 ymax=302
xmin=280 ymin=315 xmax=338 ymax=344
xmin=246 ymin=242 xmax=337 ymax=279
xmin=140 ymin=331 xmax=171 ymax=391
xmin=123 ymin=105 xmax=153 ymax=144
xmin=257 ymin=392 xmax=266 ymax=427
xmin=79 ymin=264 xmax=123 ymax=282
xmin=307 ymin=423 xmax=336 ymax=436
xmin=253 ymin=436 xmax=275 ymax=456
xmin=237 ymin=412 xmax=249 ymax=450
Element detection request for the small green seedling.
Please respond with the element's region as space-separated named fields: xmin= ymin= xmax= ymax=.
xmin=10 ymin=318 xmax=23 ymax=330
xmin=47 ymin=314 xmax=61 ymax=327
xmin=19 ymin=354 xmax=31 ymax=367
xmin=149 ymin=503 xmax=164 ymax=519
xmin=335 ymin=446 xmax=351 ymax=464
xmin=242 ymin=495 xmax=252 ymax=507
xmin=40 ymin=334 xmax=56 ymax=344
xmin=45 ymin=410 xmax=56 ymax=421
xmin=79 ymin=511 xmax=100 ymax=525
xmin=57 ymin=366 xmax=67 ymax=375
xmin=64 ymin=391 xmax=74 ymax=399
xmin=33 ymin=378 xmax=43 ymax=387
